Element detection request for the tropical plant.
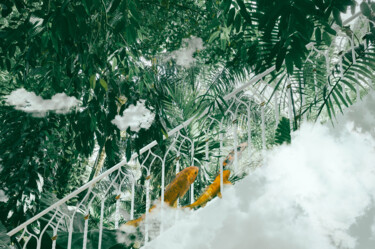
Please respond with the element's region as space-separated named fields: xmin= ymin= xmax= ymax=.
xmin=1 ymin=1 xmax=375 ymax=244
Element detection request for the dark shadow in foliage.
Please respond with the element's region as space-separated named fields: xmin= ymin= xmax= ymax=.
xmin=0 ymin=222 xmax=11 ymax=249
xmin=275 ymin=117 xmax=291 ymax=145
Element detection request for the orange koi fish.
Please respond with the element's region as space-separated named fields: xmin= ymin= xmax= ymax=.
xmin=185 ymin=170 xmax=231 ymax=209
xmin=123 ymin=166 xmax=199 ymax=227
xmin=222 ymin=142 xmax=248 ymax=168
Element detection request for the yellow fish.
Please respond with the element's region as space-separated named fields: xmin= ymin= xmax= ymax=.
xmin=222 ymin=142 xmax=248 ymax=168
xmin=123 ymin=166 xmax=199 ymax=227
xmin=185 ymin=170 xmax=231 ymax=209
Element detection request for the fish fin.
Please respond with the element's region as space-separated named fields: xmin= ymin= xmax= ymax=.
xmin=173 ymin=201 xmax=177 ymax=208
xmin=224 ymin=180 xmax=232 ymax=185
xmin=217 ymin=192 xmax=222 ymax=198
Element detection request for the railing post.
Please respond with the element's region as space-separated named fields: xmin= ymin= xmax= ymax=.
xmin=130 ymin=177 xmax=135 ymax=220
xmin=287 ymin=77 xmax=293 ymax=134
xmin=247 ymin=106 xmax=252 ymax=164
xmin=145 ymin=175 xmax=150 ymax=243
xmin=98 ymin=200 xmax=105 ymax=249
xmin=274 ymin=91 xmax=279 ymax=128
xmin=350 ymin=33 xmax=360 ymax=100
xmin=261 ymin=102 xmax=266 ymax=151
xmin=219 ymin=118 xmax=224 ymax=195
xmin=190 ymin=140 xmax=195 ymax=204
xmin=233 ymin=114 xmax=239 ymax=172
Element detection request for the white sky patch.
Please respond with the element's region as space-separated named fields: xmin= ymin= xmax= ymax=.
xmin=166 ymin=36 xmax=204 ymax=67
xmin=5 ymin=88 xmax=79 ymax=117
xmin=111 ymin=100 xmax=155 ymax=132
xmin=141 ymin=91 xmax=375 ymax=249
xmin=0 ymin=190 xmax=8 ymax=203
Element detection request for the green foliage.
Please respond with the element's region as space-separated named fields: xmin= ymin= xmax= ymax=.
xmin=275 ymin=117 xmax=291 ymax=145
xmin=1 ymin=0 xmax=374 ymax=240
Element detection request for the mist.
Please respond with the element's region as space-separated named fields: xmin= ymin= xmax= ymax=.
xmin=139 ymin=91 xmax=375 ymax=249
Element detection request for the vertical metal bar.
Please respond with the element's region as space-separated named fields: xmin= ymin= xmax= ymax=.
xmin=161 ymin=161 xmax=165 ymax=205
xmin=160 ymin=159 xmax=165 ymax=233
xmin=36 ymin=237 xmax=41 ymax=249
xmin=301 ymin=90 xmax=306 ymax=122
xmin=287 ymin=78 xmax=293 ymax=134
xmin=190 ymin=139 xmax=195 ymax=204
xmin=115 ymin=196 xmax=120 ymax=229
xmin=274 ymin=91 xmax=279 ymax=128
xmin=67 ymin=217 xmax=74 ymax=249
xmin=190 ymin=183 xmax=194 ymax=204
xmin=261 ymin=103 xmax=266 ymax=150
xmin=351 ymin=34 xmax=360 ymax=100
xmin=130 ymin=179 xmax=135 ymax=220
xmin=52 ymin=229 xmax=57 ymax=249
xmin=98 ymin=201 xmax=105 ymax=249
xmin=176 ymin=151 xmax=180 ymax=207
xmin=145 ymin=178 xmax=150 ymax=243
xmin=205 ymin=133 xmax=209 ymax=168
xmin=247 ymin=106 xmax=252 ymax=163
xmin=325 ymin=50 xmax=330 ymax=77
xmin=313 ymin=62 xmax=317 ymax=97
xmin=82 ymin=215 xmax=89 ymax=249
xmin=219 ymin=119 xmax=224 ymax=195
xmin=233 ymin=114 xmax=238 ymax=172
xmin=340 ymin=56 xmax=345 ymax=96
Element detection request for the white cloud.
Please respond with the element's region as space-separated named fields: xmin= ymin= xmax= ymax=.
xmin=5 ymin=88 xmax=79 ymax=117
xmin=0 ymin=190 xmax=8 ymax=203
xmin=167 ymin=36 xmax=204 ymax=67
xmin=111 ymin=100 xmax=155 ymax=132
xmin=138 ymin=91 xmax=375 ymax=249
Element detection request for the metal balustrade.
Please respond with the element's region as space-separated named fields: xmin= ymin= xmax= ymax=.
xmin=6 ymin=12 xmax=373 ymax=249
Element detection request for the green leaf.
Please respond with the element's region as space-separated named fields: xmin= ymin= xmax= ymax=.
xmin=99 ymin=79 xmax=108 ymax=91
xmin=315 ymin=27 xmax=321 ymax=44
xmin=324 ymin=25 xmax=336 ymax=36
xmin=89 ymin=75 xmax=96 ymax=89
xmin=236 ymin=0 xmax=252 ymax=24
xmin=126 ymin=139 xmax=132 ymax=161
xmin=221 ymin=0 xmax=232 ymax=15
xmin=371 ymin=3 xmax=375 ymax=12
xmin=360 ymin=2 xmax=372 ymax=18
xmin=112 ymin=57 xmax=117 ymax=71
xmin=285 ymin=53 xmax=294 ymax=75
xmin=234 ymin=14 xmax=242 ymax=33
xmin=227 ymin=8 xmax=236 ymax=27
xmin=331 ymin=91 xmax=343 ymax=113
xmin=276 ymin=48 xmax=287 ymax=71
xmin=322 ymin=31 xmax=332 ymax=46
xmin=341 ymin=79 xmax=356 ymax=92
xmin=275 ymin=117 xmax=291 ymax=145
xmin=334 ymin=86 xmax=348 ymax=108
xmin=333 ymin=8 xmax=342 ymax=27
xmin=208 ymin=30 xmax=220 ymax=43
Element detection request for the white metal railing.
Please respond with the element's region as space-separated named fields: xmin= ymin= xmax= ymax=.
xmin=7 ymin=12 xmax=370 ymax=249
xmin=7 ymin=64 xmax=277 ymax=249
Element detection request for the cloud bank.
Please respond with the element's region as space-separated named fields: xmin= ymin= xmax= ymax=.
xmin=5 ymin=88 xmax=79 ymax=117
xmin=139 ymin=91 xmax=375 ymax=249
xmin=111 ymin=100 xmax=155 ymax=132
